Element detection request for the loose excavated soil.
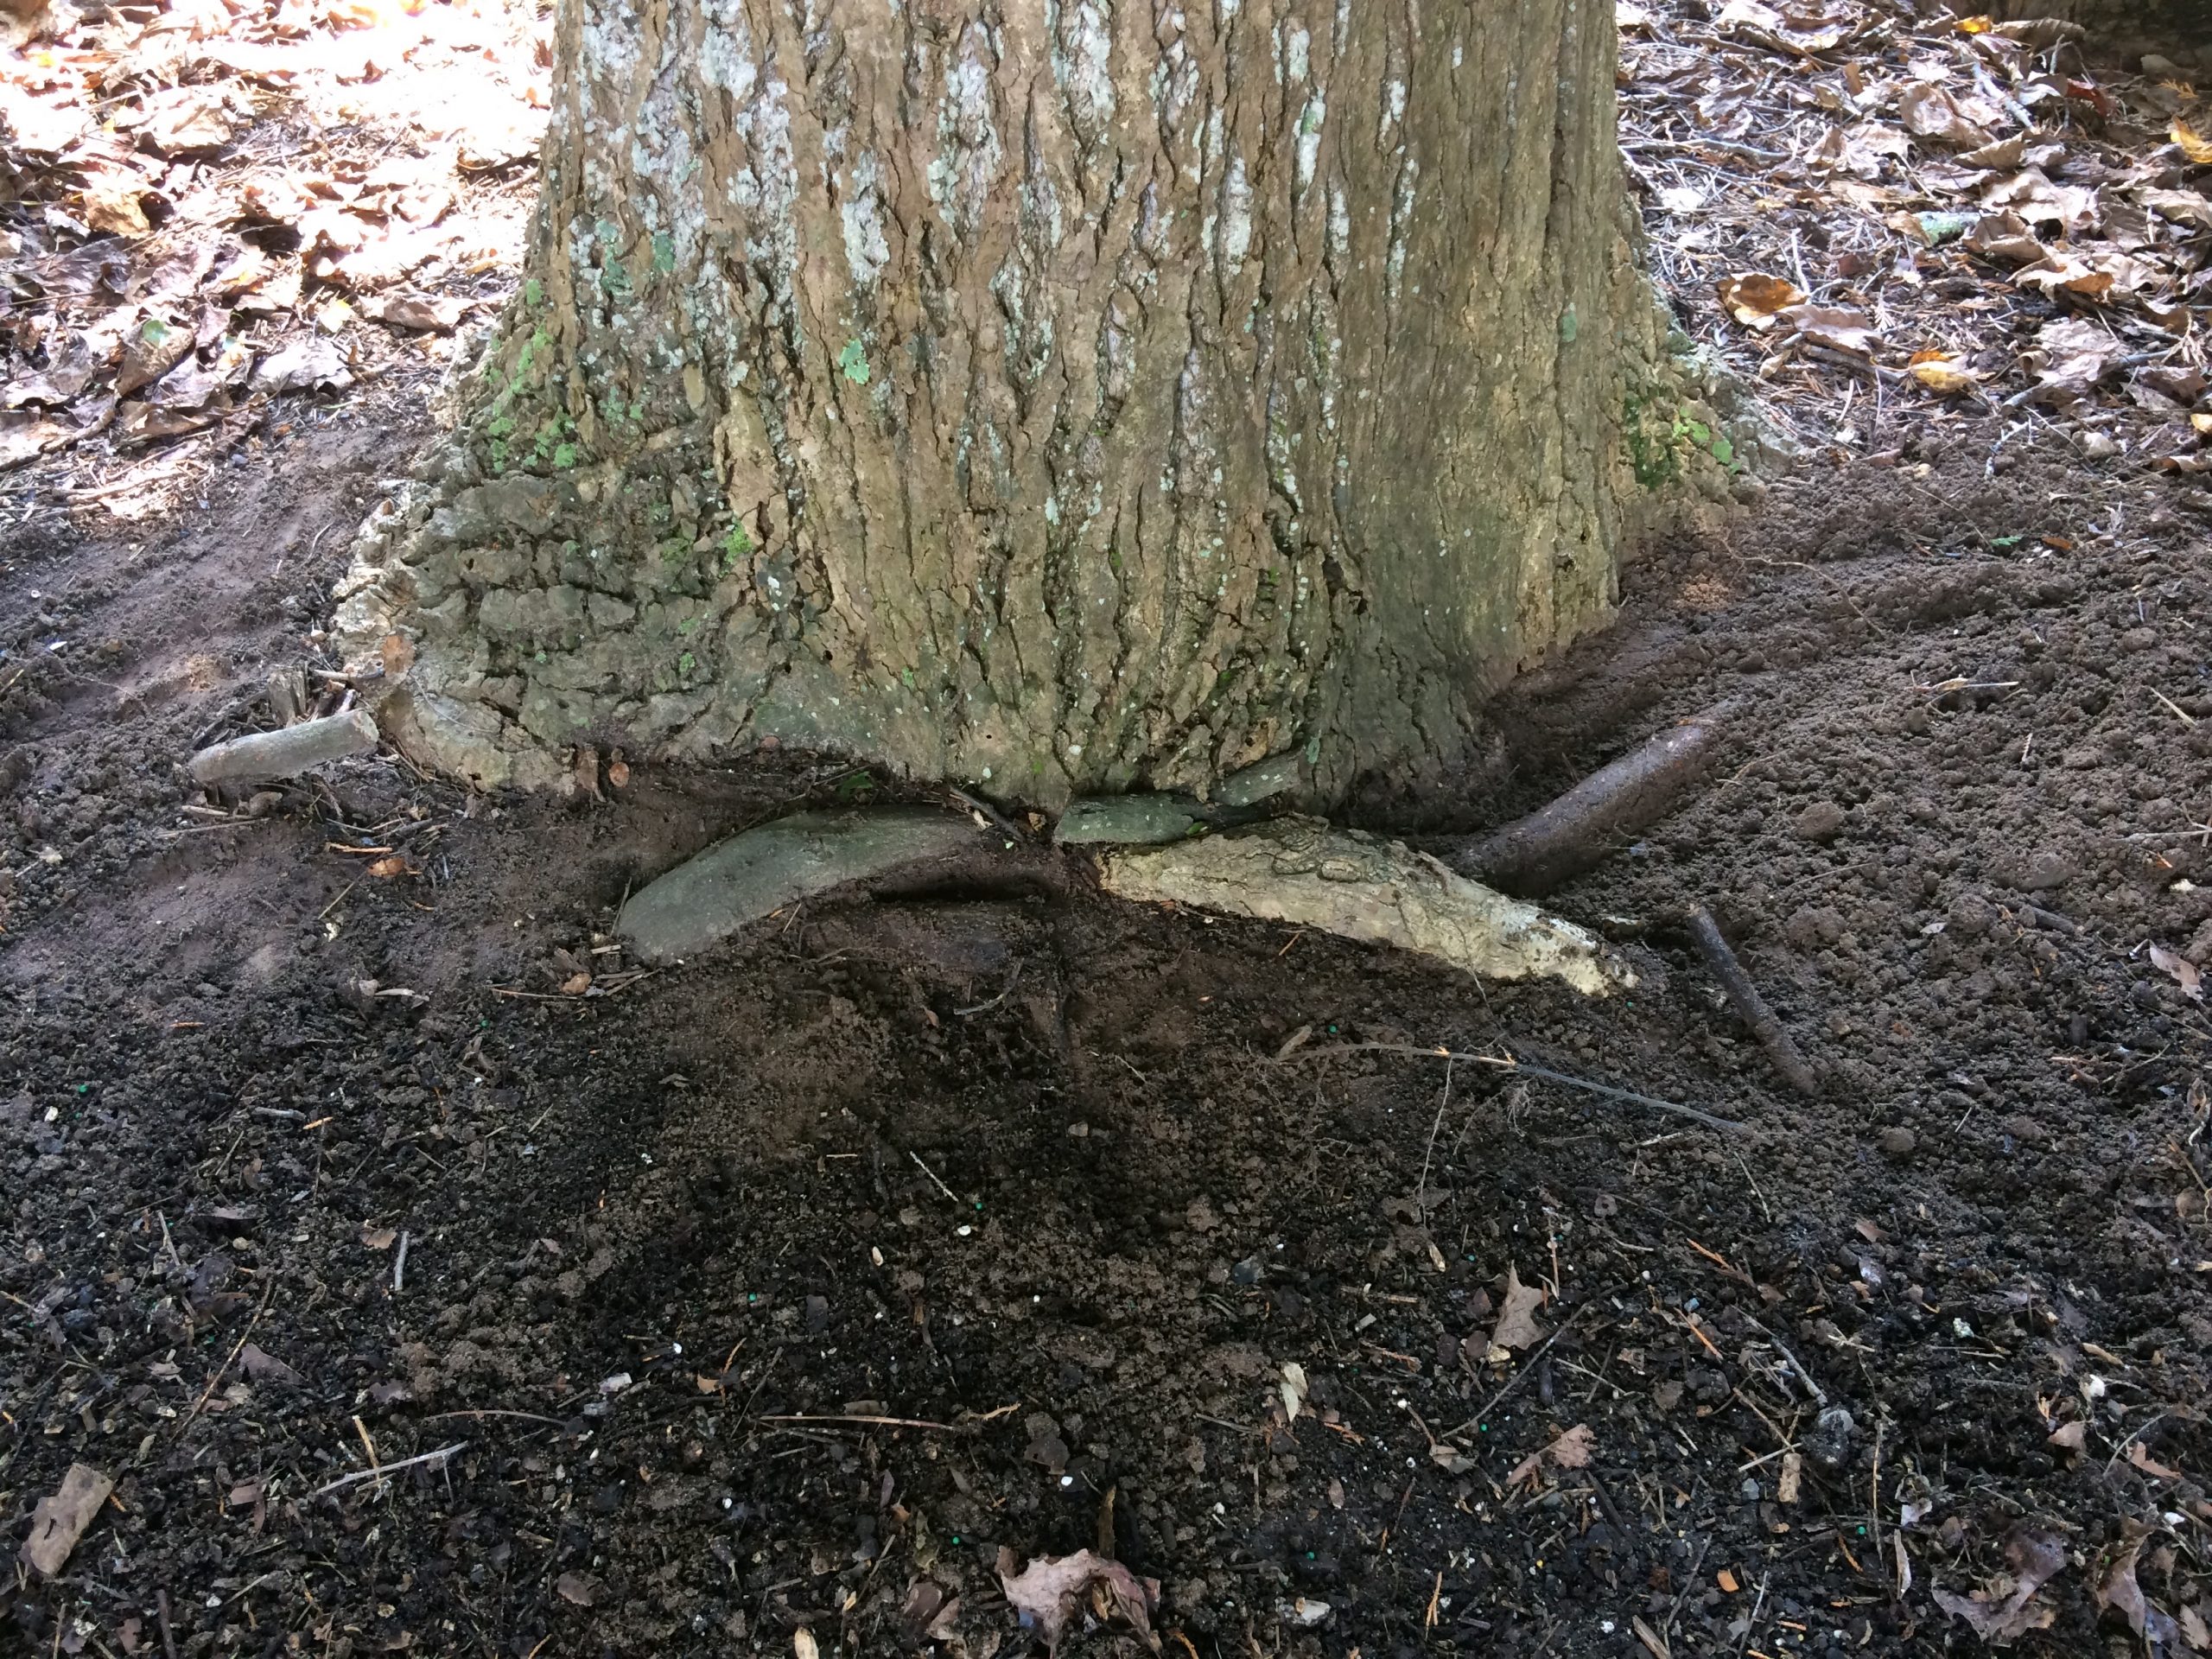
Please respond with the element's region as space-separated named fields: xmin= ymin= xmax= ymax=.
xmin=3 ymin=398 xmax=2210 ymax=1658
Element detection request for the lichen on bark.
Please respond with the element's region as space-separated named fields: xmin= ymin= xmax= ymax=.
xmin=337 ymin=0 xmax=1677 ymax=807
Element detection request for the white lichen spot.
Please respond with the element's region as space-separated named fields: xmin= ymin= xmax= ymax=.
xmin=1385 ymin=159 xmax=1418 ymax=302
xmin=1052 ymin=0 xmax=1116 ymax=139
xmin=840 ymin=152 xmax=890 ymax=288
xmin=697 ymin=0 xmax=757 ymax=96
xmin=1296 ymin=96 xmax=1325 ymax=191
xmin=1285 ymin=23 xmax=1310 ymax=82
xmin=1219 ymin=156 xmax=1253 ymax=274
xmin=931 ymin=25 xmax=1006 ymax=243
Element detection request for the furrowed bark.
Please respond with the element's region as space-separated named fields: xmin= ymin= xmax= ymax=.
xmin=337 ymin=0 xmax=1673 ymax=808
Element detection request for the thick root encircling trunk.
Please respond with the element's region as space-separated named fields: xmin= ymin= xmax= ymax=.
xmin=332 ymin=0 xmax=1713 ymax=810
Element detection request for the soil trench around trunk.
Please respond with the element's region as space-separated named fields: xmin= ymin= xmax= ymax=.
xmin=3 ymin=396 xmax=2210 ymax=1656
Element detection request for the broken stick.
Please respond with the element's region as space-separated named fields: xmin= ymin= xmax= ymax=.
xmin=189 ymin=709 xmax=378 ymax=787
xmin=1442 ymin=708 xmax=1730 ymax=895
xmin=1685 ymin=905 xmax=1818 ymax=1096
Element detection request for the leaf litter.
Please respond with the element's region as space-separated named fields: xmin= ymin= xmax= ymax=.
xmin=0 ymin=0 xmax=539 ymax=490
xmin=1623 ymin=0 xmax=2212 ymax=468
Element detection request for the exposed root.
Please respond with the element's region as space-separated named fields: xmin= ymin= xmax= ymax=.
xmin=1440 ymin=707 xmax=1731 ymax=895
xmin=617 ymin=808 xmax=999 ymax=965
xmin=1097 ymin=817 xmax=1636 ymax=997
xmin=1685 ymin=904 xmax=1821 ymax=1096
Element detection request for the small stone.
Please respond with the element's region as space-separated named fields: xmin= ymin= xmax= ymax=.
xmin=2019 ymin=849 xmax=2075 ymax=892
xmin=1945 ymin=893 xmax=1994 ymax=938
xmin=2078 ymin=430 xmax=2118 ymax=460
xmin=1807 ymin=1405 xmax=1856 ymax=1469
xmin=1792 ymin=801 xmax=1847 ymax=842
xmin=1878 ymin=1126 xmax=1917 ymax=1159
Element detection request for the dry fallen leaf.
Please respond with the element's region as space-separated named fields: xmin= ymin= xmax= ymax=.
xmin=19 ymin=1464 xmax=114 ymax=1577
xmin=238 ymin=1342 xmax=302 ymax=1385
xmin=367 ymin=291 xmax=465 ymax=332
xmin=1490 ymin=1264 xmax=1547 ymax=1351
xmin=115 ymin=317 xmax=194 ymax=398
xmin=2047 ymin=1420 xmax=2087 ymax=1452
xmin=1981 ymin=169 xmax=2098 ymax=236
xmin=555 ymin=1571 xmax=595 ymax=1607
xmin=996 ymin=1548 xmax=1160 ymax=1654
xmin=0 ymin=411 xmax=79 ymax=471
xmin=2096 ymin=1526 xmax=2183 ymax=1649
xmin=137 ymin=86 xmax=243 ymax=155
xmin=362 ymin=1224 xmax=397 ymax=1249
xmin=1964 ymin=210 xmax=2049 ymax=265
xmin=2026 ymin=316 xmax=2122 ymax=410
xmin=2151 ymin=944 xmax=2204 ymax=1003
xmin=1908 ymin=350 xmax=1980 ymax=395
xmin=1279 ymin=1360 xmax=1308 ymax=1421
xmin=1899 ymin=82 xmax=1997 ymax=150
xmin=1932 ymin=1528 xmax=2066 ymax=1645
xmin=2143 ymin=187 xmax=2212 ymax=232
xmin=2012 ymin=251 xmax=2116 ymax=302
xmin=1777 ymin=1449 xmax=1803 ymax=1504
xmin=0 ymin=81 xmax=94 ymax=152
xmin=2179 ymin=1603 xmax=2209 ymax=1649
xmin=251 ymin=338 xmax=353 ymax=395
xmin=2171 ymin=118 xmax=2212 ymax=166
xmin=80 ymin=168 xmax=157 ymax=236
xmin=1777 ymin=302 xmax=1880 ymax=356
xmin=2126 ymin=1440 xmax=2185 ymax=1480
xmin=1508 ymin=1421 xmax=1597 ymax=1485
xmin=1719 ymin=272 xmax=1808 ymax=329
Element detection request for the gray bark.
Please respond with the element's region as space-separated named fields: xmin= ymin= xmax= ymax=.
xmin=337 ymin=0 xmax=1669 ymax=809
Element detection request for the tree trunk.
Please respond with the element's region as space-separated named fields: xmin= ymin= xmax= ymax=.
xmin=337 ymin=0 xmax=1669 ymax=808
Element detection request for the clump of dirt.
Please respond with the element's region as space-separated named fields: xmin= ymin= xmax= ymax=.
xmin=3 ymin=416 xmax=2210 ymax=1659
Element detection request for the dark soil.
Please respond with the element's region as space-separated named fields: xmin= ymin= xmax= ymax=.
xmin=3 ymin=403 xmax=2211 ymax=1659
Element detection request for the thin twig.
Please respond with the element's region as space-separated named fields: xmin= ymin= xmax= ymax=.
xmin=1446 ymin=1306 xmax=1592 ymax=1440
xmin=1286 ymin=1043 xmax=1745 ymax=1134
xmin=953 ymin=961 xmax=1024 ymax=1017
xmin=417 ymin=1408 xmax=569 ymax=1428
xmin=944 ymin=786 xmax=1023 ymax=841
xmin=1743 ymin=1314 xmax=1828 ymax=1408
xmin=310 ymin=1442 xmax=466 ymax=1497
xmin=180 ymin=1272 xmax=277 ymax=1433
xmin=1415 ymin=1056 xmax=1455 ymax=1221
xmin=909 ymin=1150 xmax=962 ymax=1205
xmin=758 ymin=1414 xmax=967 ymax=1432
